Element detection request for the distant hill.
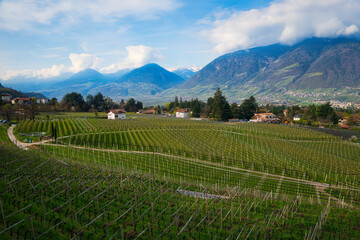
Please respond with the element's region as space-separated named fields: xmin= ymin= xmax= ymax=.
xmin=0 ymin=84 xmax=28 ymax=98
xmin=103 ymin=69 xmax=130 ymax=80
xmin=43 ymin=69 xmax=111 ymax=99
xmin=171 ymin=68 xmax=197 ymax=80
xmin=24 ymin=92 xmax=47 ymax=99
xmin=91 ymin=63 xmax=185 ymax=98
xmin=119 ymin=63 xmax=184 ymax=89
xmin=161 ymin=37 xmax=360 ymax=103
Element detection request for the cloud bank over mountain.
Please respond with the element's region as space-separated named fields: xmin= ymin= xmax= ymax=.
xmin=0 ymin=45 xmax=162 ymax=81
xmin=100 ymin=45 xmax=164 ymax=73
xmin=204 ymin=0 xmax=360 ymax=53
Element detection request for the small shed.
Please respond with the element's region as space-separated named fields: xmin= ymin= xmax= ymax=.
xmin=108 ymin=109 xmax=127 ymax=120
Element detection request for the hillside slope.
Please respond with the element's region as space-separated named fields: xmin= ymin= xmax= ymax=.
xmin=161 ymin=38 xmax=360 ymax=103
xmin=91 ymin=63 xmax=185 ymax=98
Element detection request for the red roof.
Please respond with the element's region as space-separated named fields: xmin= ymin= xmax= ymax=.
xmin=176 ymin=108 xmax=190 ymax=113
xmin=12 ymin=97 xmax=31 ymax=100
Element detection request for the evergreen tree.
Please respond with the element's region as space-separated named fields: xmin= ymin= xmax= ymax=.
xmin=239 ymin=96 xmax=257 ymax=120
xmin=120 ymin=99 xmax=125 ymax=108
xmin=212 ymin=88 xmax=232 ymax=121
xmin=174 ymin=96 xmax=179 ymax=108
xmin=192 ymin=98 xmax=201 ymax=117
xmin=230 ymin=103 xmax=240 ymax=119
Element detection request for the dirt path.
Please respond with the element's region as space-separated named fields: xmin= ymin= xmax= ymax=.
xmin=7 ymin=125 xmax=52 ymax=150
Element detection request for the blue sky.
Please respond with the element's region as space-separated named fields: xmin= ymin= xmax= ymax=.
xmin=0 ymin=0 xmax=359 ymax=81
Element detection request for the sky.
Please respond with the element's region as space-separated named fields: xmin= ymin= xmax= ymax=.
xmin=0 ymin=0 xmax=360 ymax=82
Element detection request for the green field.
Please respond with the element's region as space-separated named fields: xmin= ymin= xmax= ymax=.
xmin=1 ymin=113 xmax=360 ymax=239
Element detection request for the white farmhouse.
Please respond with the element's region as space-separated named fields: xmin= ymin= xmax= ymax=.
xmin=1 ymin=93 xmax=12 ymax=102
xmin=293 ymin=114 xmax=303 ymax=121
xmin=108 ymin=109 xmax=127 ymax=120
xmin=36 ymin=98 xmax=48 ymax=104
xmin=250 ymin=113 xmax=280 ymax=123
xmin=176 ymin=108 xmax=190 ymax=118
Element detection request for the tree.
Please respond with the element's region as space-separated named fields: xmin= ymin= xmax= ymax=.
xmin=124 ymin=98 xmax=142 ymax=112
xmin=92 ymin=92 xmax=105 ymax=111
xmin=230 ymin=103 xmax=240 ymax=119
xmin=104 ymin=96 xmax=119 ymax=111
xmin=239 ymin=96 xmax=257 ymax=120
xmin=192 ymin=99 xmax=201 ymax=117
xmin=0 ymin=103 xmax=13 ymax=121
xmin=61 ymin=92 xmax=86 ymax=111
xmin=212 ymin=88 xmax=232 ymax=121
xmin=48 ymin=98 xmax=58 ymax=106
xmin=307 ymin=104 xmax=317 ymax=121
xmin=207 ymin=97 xmax=214 ymax=109
xmin=86 ymin=95 xmax=94 ymax=109
xmin=174 ymin=96 xmax=179 ymax=108
xmin=26 ymin=102 xmax=39 ymax=121
xmin=120 ymin=99 xmax=125 ymax=108
xmin=317 ymin=102 xmax=338 ymax=124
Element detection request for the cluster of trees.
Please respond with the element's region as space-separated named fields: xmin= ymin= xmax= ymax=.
xmin=282 ymin=103 xmax=339 ymax=125
xmin=61 ymin=92 xmax=143 ymax=113
xmin=165 ymin=97 xmax=206 ymax=117
xmin=119 ymin=98 xmax=143 ymax=112
xmin=61 ymin=92 xmax=119 ymax=112
xmin=0 ymin=101 xmax=39 ymax=121
xmin=165 ymin=89 xmax=257 ymax=121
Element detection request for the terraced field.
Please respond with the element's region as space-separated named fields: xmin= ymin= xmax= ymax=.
xmin=1 ymin=113 xmax=359 ymax=239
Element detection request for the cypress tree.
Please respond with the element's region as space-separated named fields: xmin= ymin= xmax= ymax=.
xmin=212 ymin=88 xmax=232 ymax=121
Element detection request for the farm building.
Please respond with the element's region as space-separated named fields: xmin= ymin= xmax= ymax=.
xmin=36 ymin=98 xmax=49 ymax=104
xmin=338 ymin=117 xmax=348 ymax=126
xmin=1 ymin=93 xmax=12 ymax=102
xmin=293 ymin=114 xmax=303 ymax=121
xmin=11 ymin=97 xmax=31 ymax=105
xmin=176 ymin=108 xmax=190 ymax=118
xmin=108 ymin=109 xmax=126 ymax=120
xmin=139 ymin=109 xmax=156 ymax=114
xmin=250 ymin=113 xmax=280 ymax=123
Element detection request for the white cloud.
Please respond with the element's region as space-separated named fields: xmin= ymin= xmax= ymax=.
xmin=0 ymin=0 xmax=179 ymax=31
xmin=0 ymin=53 xmax=99 ymax=80
xmin=0 ymin=46 xmax=163 ymax=80
xmin=69 ymin=53 xmax=100 ymax=72
xmin=100 ymin=45 xmax=163 ymax=73
xmin=204 ymin=0 xmax=360 ymax=53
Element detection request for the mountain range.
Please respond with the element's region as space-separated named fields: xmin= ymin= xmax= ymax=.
xmin=2 ymin=37 xmax=360 ymax=104
xmin=161 ymin=37 xmax=360 ymax=104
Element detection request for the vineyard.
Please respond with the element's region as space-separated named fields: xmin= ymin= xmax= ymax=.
xmin=1 ymin=114 xmax=360 ymax=239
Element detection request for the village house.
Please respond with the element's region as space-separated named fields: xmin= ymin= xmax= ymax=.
xmin=250 ymin=113 xmax=280 ymax=123
xmin=293 ymin=114 xmax=303 ymax=121
xmin=36 ymin=98 xmax=49 ymax=104
xmin=176 ymin=108 xmax=190 ymax=118
xmin=107 ymin=109 xmax=127 ymax=120
xmin=338 ymin=117 xmax=348 ymax=126
xmin=11 ymin=97 xmax=31 ymax=105
xmin=1 ymin=93 xmax=12 ymax=102
xmin=139 ymin=109 xmax=156 ymax=114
